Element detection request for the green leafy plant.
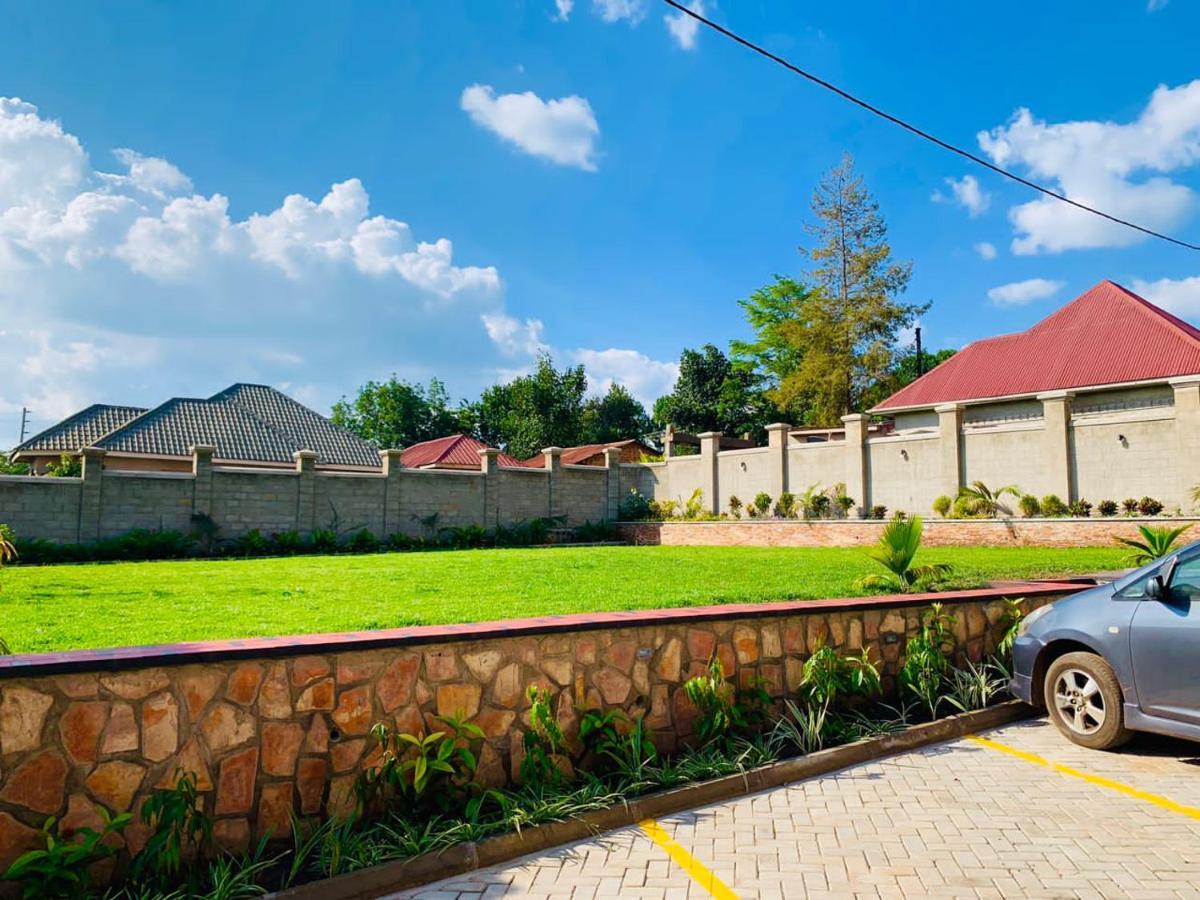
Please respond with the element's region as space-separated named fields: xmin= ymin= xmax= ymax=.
xmin=3 ymin=807 xmax=131 ymax=898
xmin=774 ymin=491 xmax=797 ymax=518
xmin=932 ymin=495 xmax=952 ymax=517
xmin=521 ymin=687 xmax=568 ymax=787
xmin=354 ymin=715 xmax=484 ymax=819
xmin=1018 ymin=494 xmax=1041 ymax=518
xmin=618 ymin=488 xmax=653 ymax=520
xmin=869 ymin=505 xmax=888 ymax=520
xmin=1041 ymin=494 xmax=1069 ymax=517
xmin=579 ymin=708 xmax=656 ymax=783
xmin=899 ymin=603 xmax=956 ymax=718
xmin=836 ymin=495 xmax=855 ymax=516
xmin=681 ymin=657 xmax=769 ymax=747
xmin=1097 ymin=499 xmax=1119 ymax=517
xmin=1114 ymin=523 xmax=1193 ymax=565
xmin=271 ymin=530 xmax=303 ymax=554
xmin=231 ymin=528 xmax=269 ymax=557
xmin=1138 ymin=496 xmax=1164 ymax=517
xmin=752 ymin=492 xmax=772 ymax=517
xmin=188 ymin=513 xmax=221 ymax=555
xmin=799 ymin=645 xmax=881 ymax=708
xmin=347 ymin=528 xmax=381 ymax=553
xmin=727 ymin=495 xmax=743 ymax=519
xmin=995 ymin=597 xmax=1025 ymax=663
xmin=131 ymin=770 xmax=214 ymax=888
xmin=680 ymin=488 xmax=705 ymax=520
xmin=772 ymin=699 xmax=829 ymax=755
xmin=1121 ymin=497 xmax=1140 ymax=516
xmin=855 ymin=515 xmax=952 ymax=593
xmin=1068 ymin=498 xmax=1092 ymax=518
xmin=45 ymin=452 xmax=82 ymax=478
xmin=942 ymin=659 xmax=1007 ymax=713
xmin=309 ymin=527 xmax=338 ymax=553
xmin=956 ymin=481 xmax=1021 ymax=518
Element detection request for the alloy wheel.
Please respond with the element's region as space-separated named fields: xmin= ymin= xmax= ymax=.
xmin=1053 ymin=668 xmax=1106 ymax=735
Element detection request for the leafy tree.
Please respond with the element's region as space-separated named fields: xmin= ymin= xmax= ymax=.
xmin=474 ymin=355 xmax=589 ymax=459
xmin=653 ymin=344 xmax=773 ymax=439
xmin=892 ymin=347 xmax=956 ymax=388
xmin=581 ymin=384 xmax=652 ymax=444
xmin=0 ymin=452 xmax=29 ymax=476
xmin=753 ymin=154 xmax=925 ymax=425
xmin=332 ymin=377 xmax=468 ymax=449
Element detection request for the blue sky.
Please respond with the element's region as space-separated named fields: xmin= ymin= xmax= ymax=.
xmin=2 ymin=0 xmax=1200 ymax=447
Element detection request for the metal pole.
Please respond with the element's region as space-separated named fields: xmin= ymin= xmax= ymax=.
xmin=19 ymin=407 xmax=29 ymax=444
xmin=914 ymin=327 xmax=924 ymax=377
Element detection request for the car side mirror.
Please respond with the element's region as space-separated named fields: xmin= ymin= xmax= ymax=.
xmin=1146 ymin=575 xmax=1166 ymax=600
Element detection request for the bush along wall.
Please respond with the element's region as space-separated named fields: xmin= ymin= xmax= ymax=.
xmin=0 ymin=585 xmax=1076 ymax=897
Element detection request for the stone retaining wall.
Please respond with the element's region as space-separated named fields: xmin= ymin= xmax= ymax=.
xmin=0 ymin=583 xmax=1081 ymax=884
xmin=617 ymin=517 xmax=1200 ymax=548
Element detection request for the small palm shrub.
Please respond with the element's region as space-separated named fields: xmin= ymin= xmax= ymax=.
xmin=1018 ymin=494 xmax=1041 ymax=518
xmin=800 ymin=645 xmax=881 ymax=708
xmin=752 ymin=492 xmax=772 ymax=517
xmin=727 ymin=495 xmax=743 ymax=519
xmin=836 ymin=495 xmax=855 ymax=516
xmin=1114 ymin=524 xmax=1193 ymax=565
xmin=1041 ymin=494 xmax=1069 ymax=517
xmin=809 ymin=493 xmax=832 ymax=518
xmin=1138 ymin=496 xmax=1164 ymax=517
xmin=950 ymin=495 xmax=977 ymax=518
xmin=900 ymin=603 xmax=956 ymax=718
xmin=855 ymin=515 xmax=953 ymax=593
xmin=956 ymin=481 xmax=1021 ymax=518
xmin=1121 ymin=497 xmax=1139 ymax=516
xmin=1097 ymin=499 xmax=1119 ymax=517
xmin=870 ymin=505 xmax=888 ymax=520
xmin=1068 ymin=498 xmax=1092 ymax=518
xmin=774 ymin=492 xmax=797 ymax=518
xmin=681 ymin=488 xmax=705 ymax=520
xmin=932 ymin=495 xmax=952 ymax=517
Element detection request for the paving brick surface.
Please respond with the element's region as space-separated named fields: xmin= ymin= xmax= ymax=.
xmin=388 ymin=718 xmax=1200 ymax=899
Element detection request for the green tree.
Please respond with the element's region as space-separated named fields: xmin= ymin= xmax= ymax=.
xmin=653 ymin=344 xmax=773 ymax=438
xmin=474 ymin=355 xmax=589 ymax=459
xmin=754 ymin=154 xmax=925 ymax=425
xmin=581 ymin=384 xmax=652 ymax=444
xmin=0 ymin=452 xmax=29 ymax=476
xmin=730 ymin=276 xmax=816 ymax=421
xmin=859 ymin=346 xmax=957 ymax=410
xmin=331 ymin=377 xmax=467 ymax=449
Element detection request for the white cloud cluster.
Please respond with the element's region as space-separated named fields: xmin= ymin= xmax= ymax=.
xmin=0 ymin=96 xmax=672 ymax=445
xmin=1132 ymin=275 xmax=1200 ymax=317
xmin=664 ymin=0 xmax=705 ymax=50
xmin=932 ymin=174 xmax=990 ymax=217
xmin=987 ymin=278 xmax=1064 ymax=307
xmin=973 ymin=241 xmax=998 ymax=260
xmin=572 ymin=348 xmax=679 ymax=406
xmin=461 ymin=84 xmax=600 ymax=171
xmin=978 ymin=80 xmax=1200 ymax=254
xmin=592 ymin=0 xmax=646 ymax=23
xmin=553 ymin=0 xmax=574 ymax=21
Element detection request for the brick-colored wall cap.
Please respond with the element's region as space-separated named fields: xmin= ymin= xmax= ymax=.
xmin=0 ymin=582 xmax=1086 ymax=678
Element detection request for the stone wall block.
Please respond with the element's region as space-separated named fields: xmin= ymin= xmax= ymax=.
xmin=331 ymin=685 xmax=373 ymax=736
xmin=141 ymin=691 xmax=179 ymax=762
xmin=377 ymin=654 xmax=420 ymax=712
xmin=181 ymin=669 xmax=225 ymax=722
xmin=225 ymin=664 xmax=265 ymax=707
xmin=102 ymin=703 xmax=138 ymax=755
xmin=0 ymin=749 xmax=68 ymax=813
xmin=733 ymin=626 xmax=759 ymax=665
xmin=100 ymin=669 xmax=170 ymax=701
xmin=0 ymin=687 xmax=54 ymax=754
xmin=686 ymin=629 xmax=716 ymax=663
xmin=59 ymin=701 xmax=109 ymax=765
xmin=295 ymin=679 xmax=334 ymax=713
xmin=85 ymin=760 xmax=145 ymax=812
xmin=463 ymin=650 xmax=503 ymax=682
xmin=261 ymin=722 xmax=305 ymax=776
xmin=215 ymin=747 xmax=259 ymax=816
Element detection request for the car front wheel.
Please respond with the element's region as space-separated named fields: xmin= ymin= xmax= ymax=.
xmin=1043 ymin=651 xmax=1132 ymax=750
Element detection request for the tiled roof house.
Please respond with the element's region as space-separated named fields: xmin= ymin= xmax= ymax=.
xmin=401 ymin=434 xmax=523 ymax=470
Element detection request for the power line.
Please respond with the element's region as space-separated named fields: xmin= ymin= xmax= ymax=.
xmin=661 ymin=0 xmax=1200 ymax=252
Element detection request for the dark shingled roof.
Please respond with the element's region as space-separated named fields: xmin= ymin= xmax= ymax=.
xmin=14 ymin=404 xmax=147 ymax=454
xmin=91 ymin=384 xmax=380 ymax=467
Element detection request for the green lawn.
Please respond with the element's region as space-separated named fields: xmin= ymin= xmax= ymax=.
xmin=0 ymin=545 xmax=1128 ymax=654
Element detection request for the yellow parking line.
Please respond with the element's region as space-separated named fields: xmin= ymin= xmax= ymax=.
xmin=968 ymin=734 xmax=1200 ymax=821
xmin=638 ymin=818 xmax=739 ymax=900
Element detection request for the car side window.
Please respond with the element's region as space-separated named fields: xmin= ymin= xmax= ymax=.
xmin=1116 ymin=571 xmax=1155 ymax=600
xmin=1169 ymin=555 xmax=1200 ymax=598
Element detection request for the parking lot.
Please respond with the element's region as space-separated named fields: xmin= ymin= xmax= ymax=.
xmin=393 ymin=717 xmax=1200 ymax=899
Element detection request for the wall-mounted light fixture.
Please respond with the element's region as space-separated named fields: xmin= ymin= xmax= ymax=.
xmin=1118 ymin=434 xmax=1128 ymax=448
xmin=901 ymin=449 xmax=909 ymax=460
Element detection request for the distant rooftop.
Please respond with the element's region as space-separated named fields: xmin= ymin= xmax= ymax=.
xmin=401 ymin=434 xmax=522 ymax=469
xmin=14 ymin=404 xmax=147 ymax=455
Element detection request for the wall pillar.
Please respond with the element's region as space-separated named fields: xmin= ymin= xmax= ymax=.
xmin=698 ymin=431 xmax=721 ymax=514
xmin=935 ymin=403 xmax=964 ymax=502
xmin=662 ymin=426 xmax=675 ymax=460
xmin=380 ymin=449 xmax=404 ymax=536
xmin=543 ymin=447 xmax=564 ymax=519
xmin=190 ymin=445 xmax=215 ymax=522
xmin=764 ymin=423 xmax=791 ymax=501
xmin=840 ymin=415 xmax=868 ymax=516
xmin=479 ymin=448 xmax=500 ymax=527
xmin=1171 ymin=376 xmax=1200 ymax=510
xmin=294 ymin=450 xmax=318 ymax=532
xmin=78 ymin=447 xmax=105 ymax=542
xmin=603 ymin=446 xmax=622 ymax=520
xmin=1038 ymin=391 xmax=1074 ymax=502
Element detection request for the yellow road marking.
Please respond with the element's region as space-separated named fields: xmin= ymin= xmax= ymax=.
xmin=638 ymin=818 xmax=739 ymax=900
xmin=968 ymin=735 xmax=1200 ymax=821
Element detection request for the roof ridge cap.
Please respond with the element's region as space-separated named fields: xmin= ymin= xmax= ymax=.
xmin=1107 ymin=280 xmax=1200 ymax=348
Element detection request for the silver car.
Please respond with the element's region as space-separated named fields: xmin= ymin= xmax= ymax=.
xmin=1011 ymin=542 xmax=1200 ymax=749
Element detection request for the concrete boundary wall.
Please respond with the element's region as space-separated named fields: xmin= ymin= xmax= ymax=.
xmin=0 ymin=582 xmax=1080 ymax=879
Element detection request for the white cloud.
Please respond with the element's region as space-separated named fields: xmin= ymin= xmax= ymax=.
xmin=109 ymin=149 xmax=193 ymax=199
xmin=664 ymin=0 xmax=705 ymax=50
xmin=482 ymin=312 xmax=548 ymax=357
xmin=572 ymin=348 xmax=678 ymax=408
xmin=933 ymin=174 xmax=990 ymax=217
xmin=460 ymin=84 xmax=600 ymax=171
xmin=978 ymin=80 xmax=1200 ymax=254
xmin=1132 ymin=275 xmax=1200 ymax=317
xmin=1148 ymin=0 xmax=1169 ymax=11
xmin=592 ymin=0 xmax=646 ymax=23
xmin=553 ymin=0 xmax=574 ymax=20
xmin=973 ymin=241 xmax=998 ymax=260
xmin=987 ymin=278 xmax=1065 ymax=307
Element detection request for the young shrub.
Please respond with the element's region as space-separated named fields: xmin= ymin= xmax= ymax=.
xmin=774 ymin=492 xmax=797 ymax=518
xmin=994 ymin=597 xmax=1025 ymax=669
xmin=271 ymin=530 xmax=303 ymax=555
xmin=950 ymin=495 xmax=977 ymax=518
xmin=346 ymin=528 xmax=381 ymax=553
xmin=870 ymin=505 xmax=888 ymax=520
xmin=522 ymin=686 xmax=569 ymax=787
xmin=649 ymin=498 xmax=679 ymax=520
xmin=956 ymin=481 xmax=1021 ymax=518
xmin=1114 ymin=524 xmax=1193 ymax=565
xmin=799 ymin=645 xmax=881 ymax=709
xmin=618 ymin=488 xmax=653 ymax=521
xmin=1121 ymin=497 xmax=1139 ymax=516
xmin=774 ymin=700 xmax=829 ymax=755
xmin=1138 ymin=496 xmax=1164 ymax=517
xmin=900 ymin=603 xmax=957 ymax=718
xmin=44 ymin=452 xmax=82 ymax=478
xmin=932 ymin=495 xmax=953 ymax=517
xmin=188 ymin=513 xmax=221 ymax=556
xmin=578 ymin=708 xmax=656 ymax=781
xmin=752 ymin=492 xmax=772 ymax=518
xmin=855 ymin=515 xmax=952 ymax=594
xmin=231 ymin=528 xmax=269 ymax=557
xmin=682 ymin=657 xmax=769 ymax=747
xmin=131 ymin=770 xmax=213 ymax=889
xmin=727 ymin=495 xmax=743 ymax=519
xmin=3 ymin=806 xmax=131 ymax=897
xmin=1040 ymin=494 xmax=1069 ymax=517
xmin=309 ymin=527 xmax=339 ymax=553
xmin=1097 ymin=499 xmax=1119 ymax=517
xmin=836 ymin=495 xmax=856 ymax=517
xmin=810 ymin=494 xmax=832 ymax=518
xmin=943 ymin=659 xmax=1007 ymax=713
xmin=1068 ymin=498 xmax=1093 ymax=518
xmin=1018 ymin=494 xmax=1041 ymax=518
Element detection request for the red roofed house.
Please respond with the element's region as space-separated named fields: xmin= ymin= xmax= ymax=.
xmin=864 ymin=280 xmax=1200 ymax=514
xmin=400 ymin=434 xmax=523 ymax=470
xmin=520 ymin=439 xmax=657 ymax=468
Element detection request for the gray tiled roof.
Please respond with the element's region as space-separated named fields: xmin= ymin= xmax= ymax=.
xmin=14 ymin=404 xmax=147 ymax=454
xmin=90 ymin=384 xmax=380 ymax=468
xmin=211 ymin=384 xmax=381 ymax=468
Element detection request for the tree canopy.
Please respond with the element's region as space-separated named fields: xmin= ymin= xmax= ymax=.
xmin=331 ymin=377 xmax=468 ymax=450
xmin=653 ymin=344 xmax=772 ymax=439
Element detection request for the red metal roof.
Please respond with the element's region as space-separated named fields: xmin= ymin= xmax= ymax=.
xmin=872 ymin=280 xmax=1200 ymax=412
xmin=400 ymin=434 xmax=522 ymax=469
xmin=521 ymin=439 xmax=652 ymax=468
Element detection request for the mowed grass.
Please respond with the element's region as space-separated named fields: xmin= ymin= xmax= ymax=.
xmin=0 ymin=544 xmax=1128 ymax=654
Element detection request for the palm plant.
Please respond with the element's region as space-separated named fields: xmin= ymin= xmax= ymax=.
xmin=956 ymin=481 xmax=1022 ymax=517
xmin=1113 ymin=524 xmax=1193 ymax=566
xmin=854 ymin=515 xmax=953 ymax=593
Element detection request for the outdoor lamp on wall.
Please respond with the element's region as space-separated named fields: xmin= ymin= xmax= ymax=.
xmin=1119 ymin=434 xmax=1128 ymax=447
xmin=901 ymin=449 xmax=909 ymax=460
